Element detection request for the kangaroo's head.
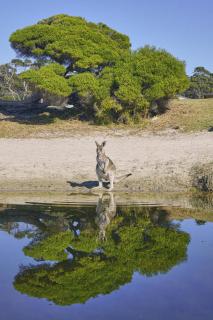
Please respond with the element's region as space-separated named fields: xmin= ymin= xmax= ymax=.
xmin=95 ymin=141 xmax=106 ymax=157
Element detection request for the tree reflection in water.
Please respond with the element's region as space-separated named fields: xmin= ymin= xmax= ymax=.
xmin=0 ymin=194 xmax=190 ymax=306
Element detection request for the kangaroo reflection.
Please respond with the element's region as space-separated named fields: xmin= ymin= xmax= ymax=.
xmin=95 ymin=193 xmax=116 ymax=241
xmin=0 ymin=201 xmax=190 ymax=306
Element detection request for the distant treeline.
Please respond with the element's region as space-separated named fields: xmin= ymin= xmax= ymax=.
xmin=184 ymin=66 xmax=213 ymax=99
xmin=0 ymin=14 xmax=211 ymax=123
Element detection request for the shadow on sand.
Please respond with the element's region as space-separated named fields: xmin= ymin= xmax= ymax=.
xmin=67 ymin=180 xmax=110 ymax=190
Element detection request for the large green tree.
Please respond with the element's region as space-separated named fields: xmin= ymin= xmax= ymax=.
xmin=9 ymin=14 xmax=189 ymax=123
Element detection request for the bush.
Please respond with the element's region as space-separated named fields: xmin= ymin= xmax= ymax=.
xmin=191 ymin=163 xmax=213 ymax=192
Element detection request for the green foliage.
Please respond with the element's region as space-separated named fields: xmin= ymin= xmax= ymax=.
xmin=10 ymin=14 xmax=130 ymax=70
xmin=68 ymin=69 xmax=124 ymax=122
xmin=92 ymin=47 xmax=188 ymax=123
xmin=133 ymin=46 xmax=189 ymax=101
xmin=66 ymin=47 xmax=188 ymax=123
xmin=20 ymin=63 xmax=71 ymax=97
xmin=68 ymin=72 xmax=99 ymax=97
xmin=185 ymin=66 xmax=213 ymax=98
xmin=95 ymin=97 xmax=123 ymax=124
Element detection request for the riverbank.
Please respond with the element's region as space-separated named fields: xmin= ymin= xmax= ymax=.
xmin=0 ymin=131 xmax=212 ymax=192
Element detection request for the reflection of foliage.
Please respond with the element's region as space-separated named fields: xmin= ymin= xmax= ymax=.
xmin=71 ymin=228 xmax=100 ymax=253
xmin=14 ymin=256 xmax=132 ymax=306
xmin=23 ymin=231 xmax=73 ymax=261
xmin=13 ymin=207 xmax=190 ymax=306
xmin=136 ymin=227 xmax=188 ymax=275
xmin=195 ymin=220 xmax=206 ymax=226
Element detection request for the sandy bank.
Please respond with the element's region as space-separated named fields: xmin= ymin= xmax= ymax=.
xmin=0 ymin=131 xmax=212 ymax=192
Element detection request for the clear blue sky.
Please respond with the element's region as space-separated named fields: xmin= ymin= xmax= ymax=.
xmin=1 ymin=0 xmax=212 ymax=74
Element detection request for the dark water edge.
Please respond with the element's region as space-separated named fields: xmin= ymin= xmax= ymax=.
xmin=0 ymin=193 xmax=213 ymax=320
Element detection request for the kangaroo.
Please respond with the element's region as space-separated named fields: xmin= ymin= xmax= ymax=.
xmin=95 ymin=141 xmax=132 ymax=190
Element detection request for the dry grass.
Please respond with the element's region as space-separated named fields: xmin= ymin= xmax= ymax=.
xmin=0 ymin=98 xmax=212 ymax=138
xmin=147 ymin=98 xmax=213 ymax=132
xmin=0 ymin=117 xmax=110 ymax=138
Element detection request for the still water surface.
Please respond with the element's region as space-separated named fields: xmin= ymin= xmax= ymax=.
xmin=0 ymin=194 xmax=213 ymax=320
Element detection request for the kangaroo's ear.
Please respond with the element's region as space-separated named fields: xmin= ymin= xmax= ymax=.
xmin=95 ymin=141 xmax=99 ymax=147
xmin=102 ymin=141 xmax=107 ymax=147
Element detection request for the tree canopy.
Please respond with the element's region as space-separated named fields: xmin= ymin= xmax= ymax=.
xmin=10 ymin=14 xmax=130 ymax=70
xmin=9 ymin=14 xmax=189 ymax=123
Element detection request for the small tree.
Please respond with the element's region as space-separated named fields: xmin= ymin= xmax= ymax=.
xmin=185 ymin=66 xmax=213 ymax=98
xmin=0 ymin=60 xmax=32 ymax=101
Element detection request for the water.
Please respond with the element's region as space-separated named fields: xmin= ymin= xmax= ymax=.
xmin=0 ymin=194 xmax=213 ymax=320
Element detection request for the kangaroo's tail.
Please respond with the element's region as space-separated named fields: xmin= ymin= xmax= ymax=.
xmin=115 ymin=173 xmax=132 ymax=183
